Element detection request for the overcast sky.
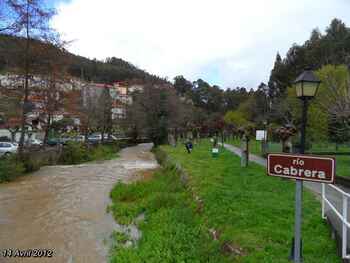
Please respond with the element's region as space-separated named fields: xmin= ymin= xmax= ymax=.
xmin=51 ymin=0 xmax=350 ymax=89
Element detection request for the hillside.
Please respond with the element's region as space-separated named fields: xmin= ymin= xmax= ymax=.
xmin=0 ymin=34 xmax=165 ymax=84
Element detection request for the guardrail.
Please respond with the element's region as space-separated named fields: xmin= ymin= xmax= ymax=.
xmin=322 ymin=183 xmax=350 ymax=259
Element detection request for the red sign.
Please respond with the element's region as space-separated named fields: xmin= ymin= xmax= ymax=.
xmin=267 ymin=153 xmax=335 ymax=183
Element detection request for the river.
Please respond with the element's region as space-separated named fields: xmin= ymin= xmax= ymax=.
xmin=0 ymin=143 xmax=158 ymax=263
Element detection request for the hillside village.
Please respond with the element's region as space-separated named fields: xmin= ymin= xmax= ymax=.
xmin=0 ymin=73 xmax=146 ymax=141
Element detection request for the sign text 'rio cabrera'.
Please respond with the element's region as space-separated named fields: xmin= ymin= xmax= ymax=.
xmin=267 ymin=153 xmax=335 ymax=183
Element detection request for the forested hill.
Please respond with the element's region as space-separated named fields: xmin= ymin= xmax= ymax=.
xmin=268 ymin=18 xmax=350 ymax=98
xmin=0 ymin=34 xmax=166 ymax=84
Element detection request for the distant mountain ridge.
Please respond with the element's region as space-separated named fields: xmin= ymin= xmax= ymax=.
xmin=0 ymin=34 xmax=166 ymax=84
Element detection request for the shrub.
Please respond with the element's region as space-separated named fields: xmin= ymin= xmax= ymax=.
xmin=59 ymin=142 xmax=89 ymax=164
xmin=58 ymin=142 xmax=119 ymax=165
xmin=0 ymin=156 xmax=25 ymax=182
xmin=20 ymin=153 xmax=43 ymax=173
xmin=90 ymin=143 xmax=118 ymax=161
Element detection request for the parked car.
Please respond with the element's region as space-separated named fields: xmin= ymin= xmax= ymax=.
xmin=47 ymin=138 xmax=62 ymax=146
xmin=0 ymin=142 xmax=18 ymax=157
xmin=87 ymin=134 xmax=117 ymax=143
xmin=60 ymin=136 xmax=73 ymax=145
xmin=87 ymin=134 xmax=101 ymax=143
xmin=27 ymin=138 xmax=43 ymax=146
xmin=74 ymin=135 xmax=85 ymax=142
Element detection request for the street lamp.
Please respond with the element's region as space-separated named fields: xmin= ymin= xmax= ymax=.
xmin=291 ymin=68 xmax=321 ymax=263
xmin=294 ymin=69 xmax=321 ymax=154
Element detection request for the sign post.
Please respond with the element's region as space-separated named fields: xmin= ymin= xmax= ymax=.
xmin=267 ymin=153 xmax=335 ymax=262
xmin=267 ymin=154 xmax=335 ymax=183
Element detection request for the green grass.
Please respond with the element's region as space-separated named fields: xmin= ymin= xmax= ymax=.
xmin=335 ymin=155 xmax=350 ymax=178
xmin=109 ymin=141 xmax=339 ymax=262
xmin=226 ymin=138 xmax=282 ymax=156
xmin=109 ymin=168 xmax=228 ymax=262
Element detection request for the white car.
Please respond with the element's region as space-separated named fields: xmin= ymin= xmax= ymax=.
xmin=0 ymin=142 xmax=18 ymax=157
xmin=27 ymin=138 xmax=43 ymax=146
xmin=74 ymin=135 xmax=85 ymax=142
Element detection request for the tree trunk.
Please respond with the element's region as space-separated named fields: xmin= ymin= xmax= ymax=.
xmin=241 ymin=136 xmax=249 ymax=167
xmin=12 ymin=131 xmax=16 ymax=143
xmin=101 ymin=128 xmax=105 ymax=144
xmin=19 ymin=3 xmax=30 ymax=156
xmin=44 ymin=114 xmax=51 ymax=145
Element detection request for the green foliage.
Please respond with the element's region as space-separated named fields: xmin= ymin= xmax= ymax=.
xmin=89 ymin=143 xmax=119 ymax=161
xmin=285 ymin=87 xmax=329 ymax=142
xmin=316 ymin=64 xmax=350 ymax=110
xmin=268 ymin=19 xmax=350 ymax=101
xmin=111 ymin=230 xmax=129 ymax=245
xmin=59 ymin=142 xmax=119 ymax=165
xmin=0 ymin=156 xmax=25 ymax=182
xmin=21 ymin=155 xmax=42 ymax=173
xmin=224 ymin=110 xmax=249 ymax=128
xmin=59 ymin=142 xmax=90 ymax=165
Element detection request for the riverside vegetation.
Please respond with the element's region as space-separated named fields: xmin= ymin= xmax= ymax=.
xmin=0 ymin=142 xmax=119 ymax=183
xmin=108 ymin=141 xmax=339 ymax=262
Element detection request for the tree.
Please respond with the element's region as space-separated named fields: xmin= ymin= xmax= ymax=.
xmin=191 ymin=79 xmax=224 ymax=113
xmin=129 ymin=83 xmax=181 ymax=146
xmin=96 ymin=85 xmax=112 ymax=142
xmin=173 ymin=75 xmax=193 ymax=96
xmin=0 ymin=75 xmax=24 ymax=142
xmin=0 ymin=0 xmax=17 ymax=32
xmin=315 ymin=64 xmax=350 ymax=143
xmin=3 ymin=0 xmax=56 ymax=153
xmin=268 ymin=52 xmax=292 ymax=99
xmin=39 ymin=39 xmax=70 ymax=144
xmin=224 ymin=110 xmax=250 ymax=129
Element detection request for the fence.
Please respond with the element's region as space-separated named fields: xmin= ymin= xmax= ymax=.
xmin=322 ymin=183 xmax=350 ymax=259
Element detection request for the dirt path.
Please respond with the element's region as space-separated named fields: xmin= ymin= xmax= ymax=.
xmin=0 ymin=143 xmax=158 ymax=263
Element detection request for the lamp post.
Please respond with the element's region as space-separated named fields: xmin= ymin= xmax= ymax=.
xmin=291 ymin=68 xmax=321 ymax=263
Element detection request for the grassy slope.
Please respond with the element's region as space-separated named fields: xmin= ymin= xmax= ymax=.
xmin=109 ymin=141 xmax=339 ymax=262
xmin=109 ymin=168 xmax=229 ymax=262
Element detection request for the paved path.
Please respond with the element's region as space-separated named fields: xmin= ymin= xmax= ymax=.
xmin=223 ymin=143 xmax=350 ymax=258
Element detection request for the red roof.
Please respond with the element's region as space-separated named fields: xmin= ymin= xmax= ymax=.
xmin=0 ymin=117 xmax=22 ymax=129
xmin=93 ymin=83 xmax=113 ymax=88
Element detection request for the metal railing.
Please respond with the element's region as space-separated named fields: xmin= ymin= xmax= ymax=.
xmin=322 ymin=183 xmax=350 ymax=259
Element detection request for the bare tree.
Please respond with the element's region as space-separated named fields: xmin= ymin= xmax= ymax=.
xmin=0 ymin=75 xmax=23 ymax=142
xmin=96 ymin=85 xmax=112 ymax=142
xmin=129 ymin=83 xmax=182 ymax=146
xmin=2 ymin=0 xmax=56 ymax=153
xmin=38 ymin=40 xmax=70 ymax=144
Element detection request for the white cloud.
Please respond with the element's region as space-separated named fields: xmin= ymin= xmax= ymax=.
xmin=52 ymin=0 xmax=350 ymax=88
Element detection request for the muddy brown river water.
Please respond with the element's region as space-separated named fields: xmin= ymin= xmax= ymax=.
xmin=0 ymin=143 xmax=158 ymax=263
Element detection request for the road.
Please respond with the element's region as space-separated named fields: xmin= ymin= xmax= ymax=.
xmin=0 ymin=143 xmax=158 ymax=263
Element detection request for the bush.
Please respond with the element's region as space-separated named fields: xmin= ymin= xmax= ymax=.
xmin=0 ymin=156 xmax=25 ymax=182
xmin=59 ymin=142 xmax=89 ymax=164
xmin=90 ymin=143 xmax=119 ymax=161
xmin=20 ymin=153 xmax=43 ymax=173
xmin=59 ymin=142 xmax=119 ymax=165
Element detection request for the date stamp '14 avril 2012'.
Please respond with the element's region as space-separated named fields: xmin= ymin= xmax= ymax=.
xmin=1 ymin=249 xmax=54 ymax=258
